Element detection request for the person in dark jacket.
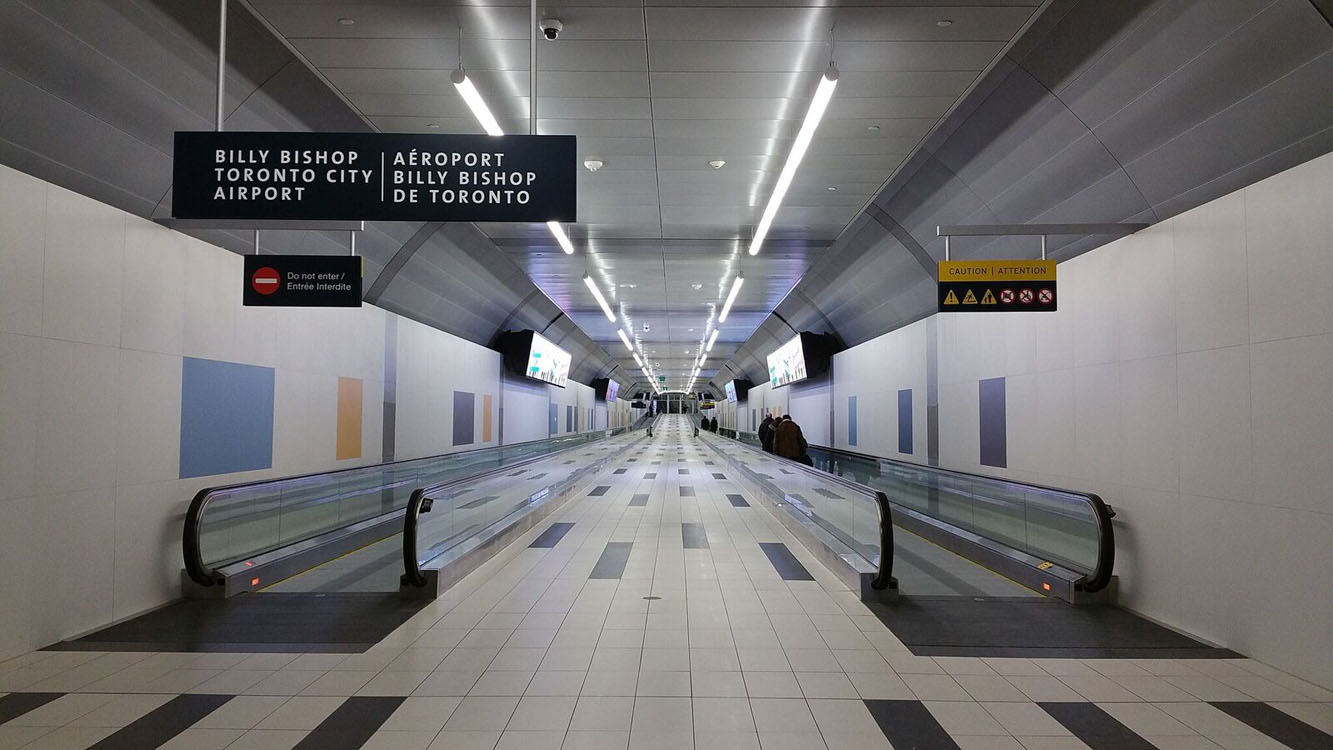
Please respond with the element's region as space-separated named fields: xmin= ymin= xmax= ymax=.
xmin=758 ymin=415 xmax=776 ymax=452
xmin=774 ymin=415 xmax=811 ymax=465
xmin=710 ymin=417 xmax=718 ymax=432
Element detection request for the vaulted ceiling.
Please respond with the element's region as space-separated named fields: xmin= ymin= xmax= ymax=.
xmin=3 ymin=0 xmax=1330 ymax=395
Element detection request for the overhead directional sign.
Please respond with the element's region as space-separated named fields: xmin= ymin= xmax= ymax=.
xmin=243 ymin=255 xmax=362 ymax=307
xmin=938 ymin=260 xmax=1057 ymax=313
xmin=173 ymin=131 xmax=577 ymax=223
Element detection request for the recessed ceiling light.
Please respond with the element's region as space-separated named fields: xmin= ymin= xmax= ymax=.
xmin=338 ymin=17 xmax=356 ymax=25
xmin=690 ymin=283 xmax=703 ymax=290
xmin=827 ymin=186 xmax=837 ymax=191
xmin=619 ymin=283 xmax=636 ymax=289
xmin=936 ymin=19 xmax=953 ymax=27
xmin=708 ymin=160 xmax=726 ymax=169
xmin=866 ymin=125 xmax=880 ymax=132
xmin=688 ymin=328 xmax=694 ymax=332
xmin=583 ymin=159 xmax=604 ymax=172
xmin=427 ymin=123 xmax=439 ymax=129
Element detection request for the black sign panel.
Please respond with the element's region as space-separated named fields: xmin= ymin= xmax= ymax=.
xmin=174 ymin=131 xmax=577 ymax=223
xmin=937 ymin=281 xmax=1058 ymax=312
xmin=243 ymin=255 xmax=363 ymax=307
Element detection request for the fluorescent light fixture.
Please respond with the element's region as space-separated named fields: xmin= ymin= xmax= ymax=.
xmin=617 ymin=328 xmax=633 ymax=352
xmin=706 ymin=328 xmax=720 ymax=352
xmin=718 ymin=273 xmax=744 ymax=323
xmin=451 ymin=69 xmax=504 ymax=136
xmin=583 ymin=275 xmax=616 ymax=322
xmin=547 ymin=221 xmax=575 ymax=254
xmin=748 ymin=63 xmax=839 ymax=256
xmin=633 ymin=352 xmax=644 ymax=368
xmin=697 ymin=354 xmax=707 ymax=368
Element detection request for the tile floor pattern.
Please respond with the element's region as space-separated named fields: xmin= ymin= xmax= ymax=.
xmin=1 ymin=418 xmax=1330 ymax=749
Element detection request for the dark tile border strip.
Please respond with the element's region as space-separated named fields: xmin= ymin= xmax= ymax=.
xmin=589 ymin=485 xmax=611 ymax=496
xmin=45 ymin=640 xmax=369 ymax=653
xmin=1210 ymin=702 xmax=1333 ymax=750
xmin=629 ymin=494 xmax=649 ymax=507
xmin=294 ymin=696 xmax=406 ymax=750
xmin=863 ymin=700 xmax=959 ymax=750
xmin=680 ymin=486 xmax=695 ymax=497
xmin=682 ymin=523 xmax=709 ymax=549
xmin=529 ymin=522 xmax=575 ymax=548
xmin=613 ymin=468 xmax=627 ymax=475
xmin=910 ymin=645 xmax=1245 ymax=658
xmin=645 ymin=473 xmax=657 ymax=479
xmin=726 ymin=493 xmax=749 ymax=508
xmin=712 ymin=473 xmax=726 ymax=479
xmin=0 ymin=693 xmax=63 ymax=725
xmin=89 ymin=694 xmax=233 ymax=750
xmin=1039 ymin=702 xmax=1156 ymax=750
xmin=759 ymin=542 xmax=815 ymax=581
xmin=590 ymin=542 xmax=634 ymax=579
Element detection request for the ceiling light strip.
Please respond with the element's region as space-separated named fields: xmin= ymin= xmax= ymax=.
xmin=451 ymin=70 xmax=504 ymax=137
xmin=706 ymin=328 xmax=719 ymax=352
xmin=718 ymin=274 xmax=744 ymax=323
xmin=748 ymin=64 xmax=839 ymax=256
xmin=617 ymin=328 xmax=634 ymax=352
xmin=583 ymin=275 xmax=617 ymax=322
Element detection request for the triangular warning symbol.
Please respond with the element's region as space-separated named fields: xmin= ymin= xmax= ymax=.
xmin=943 ymin=290 xmax=959 ymax=305
xmin=962 ymin=289 xmax=978 ymax=305
xmin=981 ymin=289 xmax=997 ymax=305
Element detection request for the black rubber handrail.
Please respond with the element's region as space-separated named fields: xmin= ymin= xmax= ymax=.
xmin=697 ymin=430 xmax=895 ymax=591
xmin=402 ymin=417 xmax=654 ymax=587
xmin=183 ymin=432 xmax=602 ymax=587
xmin=806 ymin=443 xmax=1115 ymax=593
xmin=717 ymin=433 xmax=1115 ymax=594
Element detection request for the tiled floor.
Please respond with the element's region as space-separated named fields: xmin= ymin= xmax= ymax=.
xmin=1 ymin=417 xmax=1330 ymax=749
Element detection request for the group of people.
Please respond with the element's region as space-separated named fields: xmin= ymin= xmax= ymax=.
xmin=758 ymin=414 xmax=812 ymax=466
xmin=700 ymin=416 xmax=719 ymax=432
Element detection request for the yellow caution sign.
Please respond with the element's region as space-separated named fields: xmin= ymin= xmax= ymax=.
xmin=943 ymin=290 xmax=959 ymax=305
xmin=939 ymin=259 xmax=1056 ymax=283
xmin=962 ymin=289 xmax=978 ymax=305
xmin=981 ymin=289 xmax=997 ymax=305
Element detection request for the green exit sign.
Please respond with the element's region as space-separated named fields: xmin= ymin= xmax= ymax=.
xmin=657 ymin=376 xmax=666 ymax=383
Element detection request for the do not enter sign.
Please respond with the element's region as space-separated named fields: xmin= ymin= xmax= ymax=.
xmin=251 ymin=266 xmax=280 ymax=296
xmin=242 ymin=255 xmax=362 ymax=307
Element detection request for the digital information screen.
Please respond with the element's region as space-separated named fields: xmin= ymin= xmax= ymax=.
xmin=767 ymin=335 xmax=808 ymax=388
xmin=605 ymin=379 xmax=620 ymax=402
xmin=526 ymin=332 xmax=571 ymax=387
xmin=724 ymin=381 xmax=737 ymax=402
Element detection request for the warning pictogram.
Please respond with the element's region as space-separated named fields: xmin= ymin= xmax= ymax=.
xmin=937 ymin=259 xmax=1055 ymax=313
xmin=251 ymin=266 xmax=280 ymax=296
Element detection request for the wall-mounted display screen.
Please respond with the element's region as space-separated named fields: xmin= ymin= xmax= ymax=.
xmin=605 ymin=379 xmax=620 ymax=402
xmin=525 ymin=332 xmax=571 ymax=387
xmin=767 ymin=334 xmax=808 ymax=388
xmin=724 ymin=381 xmax=737 ymax=402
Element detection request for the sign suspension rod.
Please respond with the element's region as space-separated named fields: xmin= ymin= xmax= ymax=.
xmin=216 ymin=0 xmax=226 ymax=132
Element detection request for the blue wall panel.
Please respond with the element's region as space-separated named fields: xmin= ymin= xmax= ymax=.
xmin=453 ymin=391 xmax=475 ymax=446
xmin=847 ymin=396 xmax=858 ymax=447
xmin=549 ymin=403 xmax=558 ymax=435
xmin=897 ymin=389 xmax=913 ymax=455
xmin=979 ymin=377 xmax=1007 ymax=468
xmin=179 ymin=357 xmax=275 ymax=478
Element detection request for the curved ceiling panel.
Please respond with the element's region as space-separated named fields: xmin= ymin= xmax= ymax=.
xmin=0 ymin=0 xmax=630 ymax=391
xmin=717 ymin=0 xmax=1333 ymax=387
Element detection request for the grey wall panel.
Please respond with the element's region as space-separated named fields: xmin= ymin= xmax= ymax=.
xmin=722 ymin=0 xmax=1333 ymax=381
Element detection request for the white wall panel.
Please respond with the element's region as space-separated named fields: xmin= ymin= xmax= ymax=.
xmin=819 ymin=152 xmax=1333 ymax=688
xmin=0 ymin=163 xmax=534 ymax=661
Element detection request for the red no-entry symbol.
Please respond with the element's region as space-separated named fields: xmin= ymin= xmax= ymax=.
xmin=251 ymin=266 xmax=280 ymax=296
xmin=999 ymin=289 xmax=1015 ymax=304
xmin=1038 ymin=288 xmax=1054 ymax=305
xmin=1018 ymin=288 xmax=1034 ymax=304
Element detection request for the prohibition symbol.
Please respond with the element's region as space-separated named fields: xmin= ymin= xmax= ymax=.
xmin=999 ymin=289 xmax=1015 ymax=304
xmin=1038 ymin=288 xmax=1054 ymax=305
xmin=1018 ymin=288 xmax=1034 ymax=304
xmin=251 ymin=267 xmax=280 ymax=296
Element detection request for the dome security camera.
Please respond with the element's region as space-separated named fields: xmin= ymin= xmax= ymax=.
xmin=539 ymin=18 xmax=563 ymax=40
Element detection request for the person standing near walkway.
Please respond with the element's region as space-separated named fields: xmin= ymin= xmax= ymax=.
xmin=758 ymin=415 xmax=776 ymax=452
xmin=774 ymin=414 xmax=811 ymax=465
